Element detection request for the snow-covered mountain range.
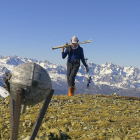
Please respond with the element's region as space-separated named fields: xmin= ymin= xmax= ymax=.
xmin=0 ymin=55 xmax=140 ymax=97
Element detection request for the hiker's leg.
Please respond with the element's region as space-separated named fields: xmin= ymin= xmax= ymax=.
xmin=69 ymin=64 xmax=79 ymax=87
xmin=67 ymin=63 xmax=72 ymax=87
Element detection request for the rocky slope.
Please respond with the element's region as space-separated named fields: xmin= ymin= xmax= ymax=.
xmin=0 ymin=94 xmax=140 ymax=140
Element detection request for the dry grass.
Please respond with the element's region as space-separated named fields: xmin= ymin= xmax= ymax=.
xmin=1 ymin=94 xmax=140 ymax=139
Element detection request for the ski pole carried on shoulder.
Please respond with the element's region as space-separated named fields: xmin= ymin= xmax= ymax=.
xmin=52 ymin=39 xmax=92 ymax=50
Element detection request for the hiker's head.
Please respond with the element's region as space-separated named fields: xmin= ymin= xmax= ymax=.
xmin=71 ymin=36 xmax=79 ymax=47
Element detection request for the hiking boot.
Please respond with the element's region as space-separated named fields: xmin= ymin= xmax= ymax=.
xmin=68 ymin=87 xmax=76 ymax=96
xmin=68 ymin=87 xmax=72 ymax=96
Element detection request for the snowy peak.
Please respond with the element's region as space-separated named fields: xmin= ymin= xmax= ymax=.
xmin=0 ymin=55 xmax=140 ymax=94
xmin=0 ymin=86 xmax=9 ymax=97
xmin=0 ymin=55 xmax=38 ymax=66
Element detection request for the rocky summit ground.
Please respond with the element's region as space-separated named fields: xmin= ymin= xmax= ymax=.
xmin=0 ymin=94 xmax=140 ymax=140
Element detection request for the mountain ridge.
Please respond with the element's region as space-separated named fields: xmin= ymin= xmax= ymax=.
xmin=0 ymin=55 xmax=140 ymax=97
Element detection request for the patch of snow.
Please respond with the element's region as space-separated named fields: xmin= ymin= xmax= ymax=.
xmin=0 ymin=86 xmax=9 ymax=97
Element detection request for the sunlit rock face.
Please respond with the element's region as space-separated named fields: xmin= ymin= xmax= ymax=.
xmin=9 ymin=62 xmax=52 ymax=105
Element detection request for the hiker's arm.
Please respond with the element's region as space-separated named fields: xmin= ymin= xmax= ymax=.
xmin=80 ymin=48 xmax=88 ymax=68
xmin=62 ymin=47 xmax=65 ymax=52
xmin=62 ymin=48 xmax=68 ymax=59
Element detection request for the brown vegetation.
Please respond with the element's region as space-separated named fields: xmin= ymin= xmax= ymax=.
xmin=0 ymin=94 xmax=140 ymax=139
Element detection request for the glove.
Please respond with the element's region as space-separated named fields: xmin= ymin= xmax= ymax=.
xmin=86 ymin=67 xmax=89 ymax=72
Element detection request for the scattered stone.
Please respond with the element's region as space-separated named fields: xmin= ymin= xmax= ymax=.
xmin=0 ymin=123 xmax=4 ymax=130
xmin=23 ymin=136 xmax=30 ymax=140
xmin=113 ymin=136 xmax=121 ymax=140
xmin=50 ymin=115 xmax=55 ymax=119
xmin=60 ymin=126 xmax=69 ymax=133
xmin=1 ymin=94 xmax=140 ymax=139
xmin=83 ymin=126 xmax=89 ymax=130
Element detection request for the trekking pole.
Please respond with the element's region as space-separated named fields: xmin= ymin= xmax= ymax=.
xmin=52 ymin=39 xmax=92 ymax=50
xmin=85 ymin=58 xmax=92 ymax=88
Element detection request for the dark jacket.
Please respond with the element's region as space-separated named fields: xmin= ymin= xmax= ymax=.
xmin=62 ymin=45 xmax=88 ymax=67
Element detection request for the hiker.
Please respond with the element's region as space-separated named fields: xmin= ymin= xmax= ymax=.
xmin=62 ymin=36 xmax=89 ymax=96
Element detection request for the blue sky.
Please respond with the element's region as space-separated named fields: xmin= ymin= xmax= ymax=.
xmin=0 ymin=0 xmax=140 ymax=68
